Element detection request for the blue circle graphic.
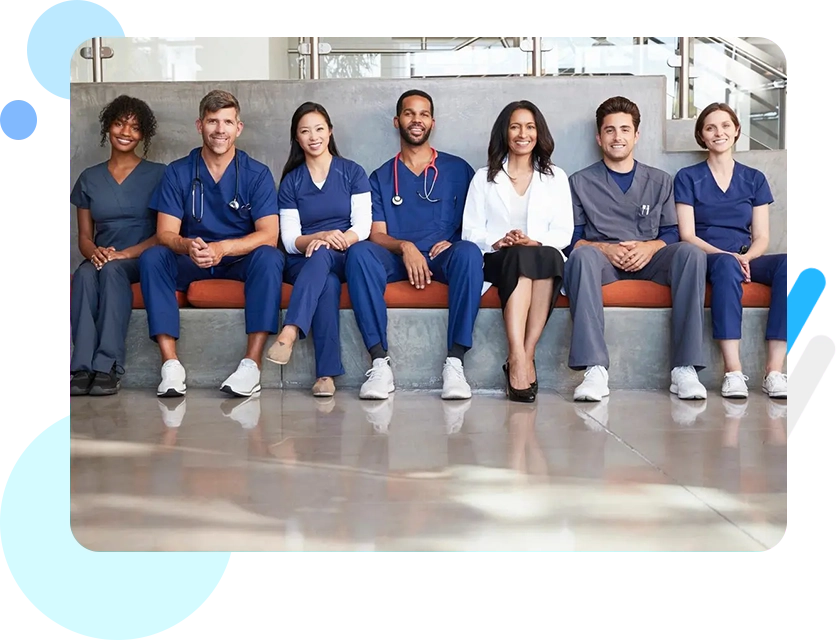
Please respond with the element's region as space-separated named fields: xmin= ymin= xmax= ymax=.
xmin=0 ymin=101 xmax=37 ymax=139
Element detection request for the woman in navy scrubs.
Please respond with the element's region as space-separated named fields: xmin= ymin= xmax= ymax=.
xmin=674 ymin=103 xmax=787 ymax=399
xmin=266 ymin=102 xmax=372 ymax=397
xmin=71 ymin=95 xmax=165 ymax=396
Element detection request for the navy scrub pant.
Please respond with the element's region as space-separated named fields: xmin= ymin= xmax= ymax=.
xmin=344 ymin=240 xmax=483 ymax=353
xmin=283 ymin=248 xmax=347 ymax=378
xmin=139 ymin=245 xmax=285 ymax=340
xmin=71 ymin=258 xmax=139 ymax=374
xmin=564 ymin=242 xmax=707 ymax=371
xmin=707 ymin=252 xmax=787 ymax=341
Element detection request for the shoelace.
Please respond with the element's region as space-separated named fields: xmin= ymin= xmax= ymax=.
xmin=365 ymin=357 xmax=391 ymax=380
xmin=443 ymin=360 xmax=466 ymax=381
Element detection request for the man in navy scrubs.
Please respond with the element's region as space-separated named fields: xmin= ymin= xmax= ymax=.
xmin=345 ymin=89 xmax=483 ymax=401
xmin=140 ymin=90 xmax=285 ymax=398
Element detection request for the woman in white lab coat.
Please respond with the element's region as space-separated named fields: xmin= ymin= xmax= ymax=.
xmin=462 ymin=100 xmax=574 ymax=402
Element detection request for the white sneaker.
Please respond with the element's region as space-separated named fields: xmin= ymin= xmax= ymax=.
xmin=670 ymin=395 xmax=707 ymax=427
xmin=443 ymin=399 xmax=471 ymax=434
xmin=158 ymin=397 xmax=187 ymax=428
xmin=441 ymin=357 xmax=472 ymax=400
xmin=763 ymin=371 xmax=787 ymax=398
xmin=721 ymin=371 xmax=749 ymax=399
xmin=157 ymin=359 xmax=186 ymax=397
xmin=221 ymin=394 xmax=261 ymax=430
xmin=220 ymin=358 xmax=262 ymax=397
xmin=359 ymin=357 xmax=394 ymax=400
xmin=573 ymin=365 xmax=609 ymax=402
xmin=363 ymin=395 xmax=394 ymax=433
xmin=722 ymin=397 xmax=748 ymax=419
xmin=574 ymin=396 xmax=609 ymax=431
xmin=670 ymin=366 xmax=707 ymax=400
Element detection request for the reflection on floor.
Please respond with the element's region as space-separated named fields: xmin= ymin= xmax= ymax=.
xmin=71 ymin=388 xmax=786 ymax=551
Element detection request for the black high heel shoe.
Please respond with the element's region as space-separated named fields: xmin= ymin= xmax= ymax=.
xmin=503 ymin=362 xmax=536 ymax=403
xmin=530 ymin=360 xmax=538 ymax=395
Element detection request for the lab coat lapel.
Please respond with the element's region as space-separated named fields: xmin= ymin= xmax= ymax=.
xmin=495 ymin=157 xmax=514 ymax=220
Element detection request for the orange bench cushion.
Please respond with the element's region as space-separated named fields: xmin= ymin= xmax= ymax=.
xmin=131 ymin=283 xmax=188 ymax=310
xmin=184 ymin=279 xmax=772 ymax=309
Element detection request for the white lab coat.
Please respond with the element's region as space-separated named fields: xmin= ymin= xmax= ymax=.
xmin=462 ymin=160 xmax=575 ymax=295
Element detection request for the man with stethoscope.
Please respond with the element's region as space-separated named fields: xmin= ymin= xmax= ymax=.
xmin=345 ymin=89 xmax=483 ymax=401
xmin=140 ymin=90 xmax=285 ymax=398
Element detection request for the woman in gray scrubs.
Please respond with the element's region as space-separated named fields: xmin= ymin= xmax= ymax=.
xmin=70 ymin=95 xmax=166 ymax=396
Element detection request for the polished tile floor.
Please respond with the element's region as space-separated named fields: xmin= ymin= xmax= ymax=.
xmin=70 ymin=388 xmax=786 ymax=551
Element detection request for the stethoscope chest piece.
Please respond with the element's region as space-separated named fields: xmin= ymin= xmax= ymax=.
xmin=392 ymin=195 xmax=403 ymax=206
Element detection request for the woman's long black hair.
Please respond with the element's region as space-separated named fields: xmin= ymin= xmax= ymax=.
xmin=486 ymin=100 xmax=554 ymax=182
xmin=281 ymin=102 xmax=341 ymax=181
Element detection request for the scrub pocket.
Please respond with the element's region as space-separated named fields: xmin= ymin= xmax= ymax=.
xmin=636 ymin=203 xmax=659 ymax=238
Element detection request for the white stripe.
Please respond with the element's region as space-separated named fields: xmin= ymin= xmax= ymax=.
xmin=791 ymin=70 xmax=831 ymax=91
xmin=782 ymin=39 xmax=831 ymax=56
xmin=0 ymin=252 xmax=64 ymax=273
xmin=791 ymin=144 xmax=831 ymax=153
xmin=791 ymin=237 xmax=831 ymax=257
xmin=0 ymin=191 xmax=64 ymax=201
xmin=791 ymin=224 xmax=831 ymax=241
xmin=787 ymin=333 xmax=837 ymax=440
xmin=0 ymin=240 xmax=64 ymax=258
xmin=792 ymin=87 xmax=831 ymax=104
xmin=791 ymin=127 xmax=832 ymax=137
xmin=791 ymin=176 xmax=831 ymax=185
xmin=0 ymin=136 xmax=64 ymax=157
xmin=791 ymin=191 xmax=831 ymax=209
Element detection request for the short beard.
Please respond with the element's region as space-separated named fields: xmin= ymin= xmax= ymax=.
xmin=398 ymin=123 xmax=432 ymax=147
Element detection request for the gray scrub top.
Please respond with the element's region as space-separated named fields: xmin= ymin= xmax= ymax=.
xmin=71 ymin=159 xmax=166 ymax=250
xmin=569 ymin=160 xmax=677 ymax=243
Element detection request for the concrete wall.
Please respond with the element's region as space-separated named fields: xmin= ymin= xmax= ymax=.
xmin=69 ymin=76 xmax=786 ymax=270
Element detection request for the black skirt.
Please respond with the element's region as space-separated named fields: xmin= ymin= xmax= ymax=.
xmin=483 ymin=245 xmax=565 ymax=311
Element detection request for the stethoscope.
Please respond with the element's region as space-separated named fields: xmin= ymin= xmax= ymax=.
xmin=392 ymin=148 xmax=439 ymax=205
xmin=190 ymin=150 xmax=246 ymax=222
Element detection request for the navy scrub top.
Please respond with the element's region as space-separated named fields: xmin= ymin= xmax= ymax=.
xmin=150 ymin=147 xmax=278 ymax=245
xmin=71 ymin=159 xmax=166 ymax=250
xmin=277 ymin=156 xmax=371 ymax=235
xmin=369 ymin=150 xmax=475 ymax=253
xmin=674 ymin=160 xmax=774 ymax=253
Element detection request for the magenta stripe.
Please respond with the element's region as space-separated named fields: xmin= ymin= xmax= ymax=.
xmin=791 ymin=120 xmax=831 ymax=129
xmin=791 ymin=151 xmax=831 ymax=160
xmin=791 ymin=136 xmax=831 ymax=144
xmin=0 ymin=167 xmax=64 ymax=176
xmin=0 ymin=287 xmax=64 ymax=298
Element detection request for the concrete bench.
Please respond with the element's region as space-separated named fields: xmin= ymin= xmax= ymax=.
xmin=76 ymin=278 xmax=774 ymax=393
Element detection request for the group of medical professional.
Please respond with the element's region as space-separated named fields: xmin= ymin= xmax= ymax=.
xmin=70 ymin=87 xmax=787 ymax=405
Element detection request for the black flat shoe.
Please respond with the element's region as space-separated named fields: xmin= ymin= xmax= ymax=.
xmin=503 ymin=362 xmax=535 ymax=403
xmin=70 ymin=371 xmax=94 ymax=396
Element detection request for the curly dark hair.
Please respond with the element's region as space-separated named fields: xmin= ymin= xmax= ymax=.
xmin=98 ymin=95 xmax=158 ymax=157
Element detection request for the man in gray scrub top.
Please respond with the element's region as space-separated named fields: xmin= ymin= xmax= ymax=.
xmin=564 ymin=96 xmax=707 ymax=402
